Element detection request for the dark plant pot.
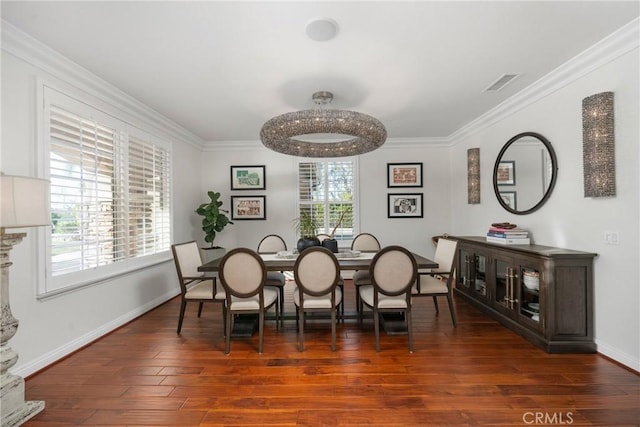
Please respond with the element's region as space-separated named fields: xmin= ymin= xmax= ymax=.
xmin=321 ymin=238 xmax=339 ymax=253
xmin=297 ymin=237 xmax=321 ymax=253
xmin=200 ymin=247 xmax=226 ymax=263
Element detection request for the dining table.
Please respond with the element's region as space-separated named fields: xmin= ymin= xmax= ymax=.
xmin=198 ymin=249 xmax=438 ymax=273
xmin=197 ymin=248 xmax=438 ymax=335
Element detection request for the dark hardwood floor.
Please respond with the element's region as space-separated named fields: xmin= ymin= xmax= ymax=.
xmin=25 ymin=281 xmax=639 ymax=426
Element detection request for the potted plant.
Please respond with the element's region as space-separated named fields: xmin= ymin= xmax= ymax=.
xmin=292 ymin=211 xmax=321 ymax=252
xmin=195 ymin=191 xmax=233 ymax=261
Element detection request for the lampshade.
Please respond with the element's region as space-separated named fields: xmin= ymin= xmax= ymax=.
xmin=0 ymin=174 xmax=51 ymax=228
xmin=260 ymin=91 xmax=387 ymax=158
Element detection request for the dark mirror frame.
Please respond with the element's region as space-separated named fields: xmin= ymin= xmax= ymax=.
xmin=493 ymin=131 xmax=558 ymax=215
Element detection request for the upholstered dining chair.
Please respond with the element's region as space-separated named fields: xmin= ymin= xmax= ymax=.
xmin=257 ymin=234 xmax=287 ymax=324
xmin=351 ymin=232 xmax=382 ymax=315
xmin=218 ymin=248 xmax=279 ymax=354
xmin=171 ymin=241 xmax=226 ymax=335
xmin=293 ymin=247 xmax=343 ymax=351
xmin=412 ymin=237 xmax=459 ymax=326
xmin=358 ymin=245 xmax=417 ymax=352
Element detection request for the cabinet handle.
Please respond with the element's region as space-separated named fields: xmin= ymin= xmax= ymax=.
xmin=504 ymin=267 xmax=518 ymax=309
xmin=512 ymin=270 xmax=518 ymax=307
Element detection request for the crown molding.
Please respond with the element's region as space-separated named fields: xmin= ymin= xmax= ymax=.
xmin=1 ymin=21 xmax=204 ymax=150
xmin=449 ymin=17 xmax=639 ymax=145
xmin=382 ymin=137 xmax=451 ymax=149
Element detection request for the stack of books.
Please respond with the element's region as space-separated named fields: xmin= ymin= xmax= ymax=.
xmin=486 ymin=225 xmax=530 ymax=245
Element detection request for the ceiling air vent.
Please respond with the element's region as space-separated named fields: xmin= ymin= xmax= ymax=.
xmin=484 ymin=74 xmax=519 ymax=92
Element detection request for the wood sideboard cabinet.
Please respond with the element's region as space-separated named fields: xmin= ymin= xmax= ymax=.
xmin=449 ymin=236 xmax=597 ymax=353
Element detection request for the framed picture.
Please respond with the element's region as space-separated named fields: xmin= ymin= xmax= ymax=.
xmin=387 ymin=193 xmax=423 ymax=218
xmin=496 ymin=161 xmax=516 ymax=185
xmin=230 ymin=165 xmax=266 ymax=190
xmin=231 ymin=195 xmax=266 ymax=220
xmin=387 ymin=163 xmax=423 ymax=188
xmin=500 ymin=191 xmax=517 ymax=210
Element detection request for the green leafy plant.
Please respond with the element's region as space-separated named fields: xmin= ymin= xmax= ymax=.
xmin=292 ymin=211 xmax=321 ymax=239
xmin=195 ymin=191 xmax=233 ymax=248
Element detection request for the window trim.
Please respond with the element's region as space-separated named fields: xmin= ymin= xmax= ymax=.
xmin=36 ymin=80 xmax=173 ymax=299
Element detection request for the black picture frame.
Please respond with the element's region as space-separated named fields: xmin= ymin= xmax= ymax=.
xmin=496 ymin=161 xmax=516 ymax=186
xmin=387 ymin=193 xmax=424 ymax=218
xmin=230 ymin=165 xmax=266 ymax=190
xmin=231 ymin=195 xmax=266 ymax=220
xmin=387 ymin=162 xmax=423 ymax=188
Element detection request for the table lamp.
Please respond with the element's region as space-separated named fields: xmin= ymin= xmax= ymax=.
xmin=1 ymin=174 xmax=50 ymax=426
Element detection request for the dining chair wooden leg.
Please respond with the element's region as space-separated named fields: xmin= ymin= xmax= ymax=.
xmin=331 ymin=308 xmax=337 ymax=351
xmin=278 ymin=287 xmax=284 ymax=326
xmin=225 ymin=309 xmax=232 ymax=355
xmin=447 ymin=295 xmax=457 ymax=327
xmin=258 ymin=311 xmax=264 ymax=354
xmin=374 ymin=309 xmax=381 ymax=352
xmin=177 ymin=300 xmax=187 ymax=334
xmin=222 ymin=305 xmax=227 ymax=337
xmin=432 ymin=295 xmax=440 ymax=314
xmin=197 ymin=302 xmax=204 ymax=317
xmin=298 ymin=307 xmax=305 ymax=352
xmin=407 ymin=308 xmax=414 ymax=353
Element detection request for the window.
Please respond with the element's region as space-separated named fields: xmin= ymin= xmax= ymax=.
xmin=297 ymin=159 xmax=358 ymax=243
xmin=42 ymin=86 xmax=171 ymax=295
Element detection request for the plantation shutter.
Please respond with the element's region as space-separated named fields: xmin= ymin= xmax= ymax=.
xmin=49 ymin=106 xmax=125 ymax=276
xmin=128 ymin=136 xmax=171 ymax=257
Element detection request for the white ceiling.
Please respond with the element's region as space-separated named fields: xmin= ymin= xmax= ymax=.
xmin=2 ymin=1 xmax=638 ymax=144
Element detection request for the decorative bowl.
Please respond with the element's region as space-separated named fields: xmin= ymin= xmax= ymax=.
xmin=522 ymin=270 xmax=540 ymax=290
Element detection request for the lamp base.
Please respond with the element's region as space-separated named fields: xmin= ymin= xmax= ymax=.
xmin=1 ymin=373 xmax=44 ymax=426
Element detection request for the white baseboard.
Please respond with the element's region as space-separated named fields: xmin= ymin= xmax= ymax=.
xmin=596 ymin=339 xmax=640 ymax=372
xmin=15 ymin=290 xmax=179 ymax=378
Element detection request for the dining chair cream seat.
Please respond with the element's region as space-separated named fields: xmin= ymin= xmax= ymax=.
xmin=358 ymin=245 xmax=417 ymax=352
xmin=412 ymin=237 xmax=458 ymax=326
xmin=351 ymin=232 xmax=382 ymax=315
xmin=171 ymin=241 xmax=226 ymax=335
xmin=257 ymin=234 xmax=287 ymax=324
xmin=293 ymin=247 xmax=343 ymax=351
xmin=218 ymin=248 xmax=279 ymax=354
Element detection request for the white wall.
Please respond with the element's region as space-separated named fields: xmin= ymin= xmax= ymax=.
xmin=200 ymin=142 xmax=452 ymax=259
xmin=449 ymin=47 xmax=639 ymax=369
xmin=1 ymin=32 xmax=205 ymax=376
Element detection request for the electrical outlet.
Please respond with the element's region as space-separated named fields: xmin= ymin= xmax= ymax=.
xmin=604 ymin=231 xmax=620 ymax=245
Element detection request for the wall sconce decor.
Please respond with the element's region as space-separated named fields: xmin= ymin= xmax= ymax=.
xmin=467 ymin=148 xmax=480 ymax=204
xmin=582 ymin=91 xmax=615 ymax=197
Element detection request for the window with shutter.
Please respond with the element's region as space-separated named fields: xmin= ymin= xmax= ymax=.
xmin=297 ymin=160 xmax=358 ymax=244
xmin=42 ymin=86 xmax=172 ymax=295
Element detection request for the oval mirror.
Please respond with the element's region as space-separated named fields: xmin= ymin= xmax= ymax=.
xmin=493 ymin=132 xmax=558 ymax=215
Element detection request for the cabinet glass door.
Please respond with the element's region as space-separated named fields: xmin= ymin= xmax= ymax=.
xmin=494 ymin=258 xmax=517 ymax=312
xmin=473 ymin=253 xmax=488 ymax=297
xmin=457 ymin=248 xmax=472 ymax=290
xmin=519 ymin=266 xmax=541 ymax=327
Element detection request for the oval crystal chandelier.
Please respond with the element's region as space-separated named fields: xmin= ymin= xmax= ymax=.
xmin=260 ymin=91 xmax=387 ymax=157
